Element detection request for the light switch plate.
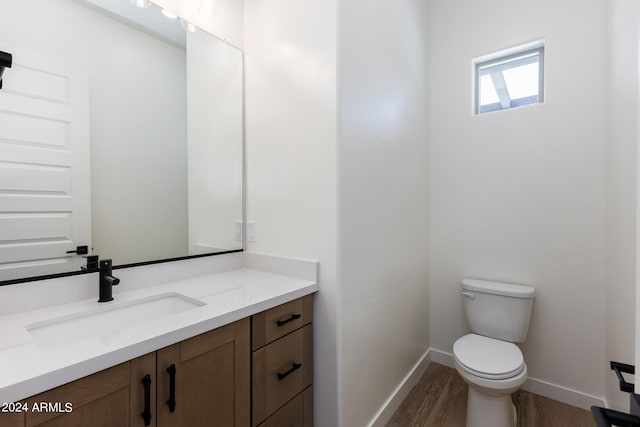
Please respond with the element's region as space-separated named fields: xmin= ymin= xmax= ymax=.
xmin=234 ymin=220 xmax=243 ymax=241
xmin=247 ymin=221 xmax=256 ymax=242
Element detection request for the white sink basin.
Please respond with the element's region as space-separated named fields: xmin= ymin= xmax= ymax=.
xmin=27 ymin=293 xmax=206 ymax=350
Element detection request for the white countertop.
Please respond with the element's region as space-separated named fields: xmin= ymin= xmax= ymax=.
xmin=0 ymin=267 xmax=317 ymax=403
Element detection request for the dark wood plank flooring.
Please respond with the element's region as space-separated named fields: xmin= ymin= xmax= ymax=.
xmin=387 ymin=362 xmax=595 ymax=427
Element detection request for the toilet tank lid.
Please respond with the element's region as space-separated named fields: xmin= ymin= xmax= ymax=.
xmin=461 ymin=278 xmax=535 ymax=298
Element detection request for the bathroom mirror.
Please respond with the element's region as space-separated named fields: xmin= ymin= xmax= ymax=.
xmin=0 ymin=0 xmax=243 ymax=283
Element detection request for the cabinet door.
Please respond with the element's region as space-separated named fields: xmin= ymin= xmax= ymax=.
xmin=0 ymin=411 xmax=24 ymax=427
xmin=131 ymin=352 xmax=157 ymax=427
xmin=23 ymin=353 xmax=156 ymax=427
xmin=157 ymin=318 xmax=250 ymax=427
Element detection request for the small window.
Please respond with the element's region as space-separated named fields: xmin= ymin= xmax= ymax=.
xmin=474 ymin=44 xmax=544 ymax=115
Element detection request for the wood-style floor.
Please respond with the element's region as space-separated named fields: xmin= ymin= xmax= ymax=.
xmin=387 ymin=362 xmax=595 ymax=427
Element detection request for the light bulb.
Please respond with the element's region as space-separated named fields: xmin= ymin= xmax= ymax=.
xmin=180 ymin=18 xmax=196 ymax=33
xmin=128 ymin=0 xmax=151 ymax=8
xmin=161 ymin=9 xmax=178 ymax=19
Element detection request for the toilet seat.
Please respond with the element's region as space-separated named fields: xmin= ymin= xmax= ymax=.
xmin=453 ymin=334 xmax=524 ymax=380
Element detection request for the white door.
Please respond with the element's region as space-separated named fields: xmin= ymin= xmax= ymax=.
xmin=0 ymin=46 xmax=91 ymax=281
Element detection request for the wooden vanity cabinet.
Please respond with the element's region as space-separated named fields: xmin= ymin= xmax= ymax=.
xmin=3 ymin=295 xmax=314 ymax=427
xmin=10 ymin=318 xmax=249 ymax=427
xmin=252 ymin=295 xmax=313 ymax=427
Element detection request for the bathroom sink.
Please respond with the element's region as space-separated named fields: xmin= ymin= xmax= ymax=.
xmin=26 ymin=293 xmax=206 ymax=350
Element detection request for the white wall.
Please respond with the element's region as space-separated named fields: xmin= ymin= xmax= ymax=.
xmin=0 ymin=0 xmax=188 ymax=266
xmin=187 ymin=31 xmax=243 ymax=253
xmin=244 ymin=1 xmax=431 ymax=425
xmin=337 ymin=0 xmax=429 ymax=425
xmin=89 ymin=23 xmax=187 ymax=265
xmin=243 ymin=0 xmax=339 ymax=425
xmin=429 ymin=0 xmax=608 ymax=402
xmin=608 ymin=0 xmax=639 ymax=412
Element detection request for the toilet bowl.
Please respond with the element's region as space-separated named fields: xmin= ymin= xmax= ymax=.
xmin=453 ymin=333 xmax=528 ymax=427
xmin=454 ymin=279 xmax=535 ymax=427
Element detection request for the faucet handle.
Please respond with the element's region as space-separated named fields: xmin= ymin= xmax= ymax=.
xmin=82 ymin=255 xmax=99 ymax=271
xmin=99 ymin=259 xmax=120 ymax=286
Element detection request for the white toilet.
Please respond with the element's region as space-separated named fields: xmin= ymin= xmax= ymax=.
xmin=453 ymin=278 xmax=535 ymax=427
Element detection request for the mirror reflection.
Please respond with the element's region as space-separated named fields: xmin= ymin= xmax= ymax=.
xmin=0 ymin=0 xmax=244 ymax=283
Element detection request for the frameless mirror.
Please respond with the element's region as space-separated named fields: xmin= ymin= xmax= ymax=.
xmin=0 ymin=0 xmax=243 ymax=283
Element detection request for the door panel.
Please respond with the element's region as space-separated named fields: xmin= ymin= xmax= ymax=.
xmin=157 ymin=319 xmax=250 ymax=427
xmin=0 ymin=46 xmax=90 ymax=280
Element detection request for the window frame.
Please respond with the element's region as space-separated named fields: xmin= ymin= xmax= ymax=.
xmin=474 ymin=45 xmax=545 ymax=115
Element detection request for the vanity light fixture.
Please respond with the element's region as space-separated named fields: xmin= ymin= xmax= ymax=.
xmin=128 ymin=0 xmax=151 ymax=8
xmin=180 ymin=18 xmax=197 ymax=33
xmin=161 ymin=8 xmax=178 ymax=19
xmin=0 ymin=50 xmax=12 ymax=90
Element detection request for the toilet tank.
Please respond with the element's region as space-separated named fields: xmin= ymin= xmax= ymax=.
xmin=461 ymin=278 xmax=535 ymax=343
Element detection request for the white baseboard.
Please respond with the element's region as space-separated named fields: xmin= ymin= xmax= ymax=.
xmin=367 ymin=349 xmax=432 ymax=427
xmin=427 ymin=348 xmax=605 ymax=411
xmin=521 ymin=376 xmax=605 ymax=411
xmin=430 ymin=347 xmax=455 ymax=368
xmin=364 ymin=347 xmax=606 ymax=425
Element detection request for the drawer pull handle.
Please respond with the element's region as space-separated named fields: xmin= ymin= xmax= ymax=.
xmin=277 ymin=362 xmax=302 ymax=381
xmin=276 ymin=313 xmax=301 ymax=327
xmin=167 ymin=364 xmax=177 ymax=412
xmin=141 ymin=374 xmax=152 ymax=426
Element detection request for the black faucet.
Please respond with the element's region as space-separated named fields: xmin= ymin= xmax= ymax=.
xmin=82 ymin=255 xmax=99 ymax=271
xmin=98 ymin=259 xmax=120 ymax=303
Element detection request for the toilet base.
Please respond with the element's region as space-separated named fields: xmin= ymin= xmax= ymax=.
xmin=466 ymin=386 xmax=517 ymax=427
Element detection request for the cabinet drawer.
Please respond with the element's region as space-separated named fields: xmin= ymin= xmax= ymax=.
xmin=257 ymin=386 xmax=312 ymax=427
xmin=252 ymin=295 xmax=312 ymax=350
xmin=253 ymin=325 xmax=312 ymax=425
